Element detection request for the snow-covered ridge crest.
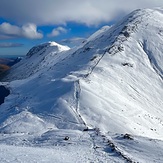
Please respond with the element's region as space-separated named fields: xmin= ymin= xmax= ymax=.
xmin=26 ymin=41 xmax=70 ymax=57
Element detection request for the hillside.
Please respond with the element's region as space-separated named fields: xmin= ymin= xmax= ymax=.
xmin=0 ymin=57 xmax=22 ymax=78
xmin=0 ymin=64 xmax=10 ymax=74
xmin=0 ymin=8 xmax=163 ymax=162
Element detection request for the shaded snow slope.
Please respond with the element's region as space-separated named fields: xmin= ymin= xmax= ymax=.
xmin=0 ymin=8 xmax=163 ymax=162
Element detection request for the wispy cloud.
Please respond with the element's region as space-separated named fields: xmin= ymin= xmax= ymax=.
xmin=0 ymin=22 xmax=43 ymax=39
xmin=47 ymin=27 xmax=67 ymax=37
xmin=0 ymin=42 xmax=23 ymax=48
xmin=0 ymin=0 xmax=162 ymax=26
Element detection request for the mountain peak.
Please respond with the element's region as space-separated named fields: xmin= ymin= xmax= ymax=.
xmin=26 ymin=41 xmax=70 ymax=57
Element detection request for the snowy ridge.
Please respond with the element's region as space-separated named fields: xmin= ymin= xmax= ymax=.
xmin=3 ymin=41 xmax=70 ymax=81
xmin=0 ymin=8 xmax=163 ymax=162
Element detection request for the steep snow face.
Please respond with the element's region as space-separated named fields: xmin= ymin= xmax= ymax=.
xmin=0 ymin=8 xmax=163 ymax=144
xmin=77 ymin=8 xmax=163 ymax=139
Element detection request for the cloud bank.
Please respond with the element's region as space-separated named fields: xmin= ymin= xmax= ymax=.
xmin=0 ymin=22 xmax=43 ymax=39
xmin=0 ymin=0 xmax=163 ymax=26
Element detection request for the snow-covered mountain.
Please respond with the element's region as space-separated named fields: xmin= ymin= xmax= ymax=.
xmin=3 ymin=41 xmax=70 ymax=81
xmin=0 ymin=8 xmax=163 ymax=162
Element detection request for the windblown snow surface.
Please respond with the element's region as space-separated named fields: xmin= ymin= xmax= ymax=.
xmin=0 ymin=8 xmax=163 ymax=162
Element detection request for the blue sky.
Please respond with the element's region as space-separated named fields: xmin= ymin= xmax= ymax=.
xmin=0 ymin=20 xmax=107 ymax=57
xmin=0 ymin=0 xmax=162 ymax=58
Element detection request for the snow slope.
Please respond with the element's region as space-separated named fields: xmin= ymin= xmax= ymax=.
xmin=0 ymin=8 xmax=163 ymax=162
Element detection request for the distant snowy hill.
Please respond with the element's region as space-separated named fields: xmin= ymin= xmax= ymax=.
xmin=0 ymin=8 xmax=163 ymax=162
xmin=2 ymin=41 xmax=70 ymax=80
xmin=59 ymin=37 xmax=86 ymax=48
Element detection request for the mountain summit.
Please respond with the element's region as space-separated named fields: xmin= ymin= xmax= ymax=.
xmin=0 ymin=8 xmax=163 ymax=162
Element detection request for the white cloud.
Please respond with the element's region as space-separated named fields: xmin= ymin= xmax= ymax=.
xmin=21 ymin=23 xmax=43 ymax=39
xmin=0 ymin=23 xmax=20 ymax=39
xmin=47 ymin=27 xmax=67 ymax=37
xmin=0 ymin=22 xmax=43 ymax=39
xmin=0 ymin=0 xmax=163 ymax=26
